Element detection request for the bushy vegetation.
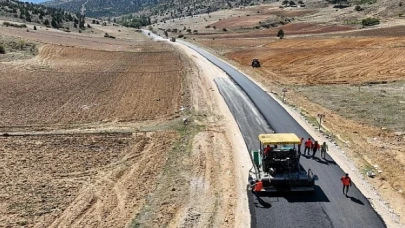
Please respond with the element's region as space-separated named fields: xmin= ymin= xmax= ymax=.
xmin=119 ymin=15 xmax=151 ymax=28
xmin=2 ymin=21 xmax=27 ymax=28
xmin=362 ymin=17 xmax=380 ymax=26
xmin=352 ymin=0 xmax=377 ymax=4
xmin=0 ymin=0 xmax=85 ymax=30
xmin=0 ymin=45 xmax=5 ymax=54
xmin=354 ymin=5 xmax=363 ymax=11
xmin=277 ymin=29 xmax=285 ymax=39
xmin=46 ymin=0 xmax=266 ymax=18
xmin=104 ymin=33 xmax=116 ymax=39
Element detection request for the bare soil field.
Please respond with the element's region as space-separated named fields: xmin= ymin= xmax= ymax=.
xmin=1 ymin=21 xmax=246 ymax=227
xmin=0 ymin=42 xmax=183 ymax=128
xmin=0 ymin=132 xmax=179 ymax=227
xmin=224 ymin=37 xmax=405 ymax=85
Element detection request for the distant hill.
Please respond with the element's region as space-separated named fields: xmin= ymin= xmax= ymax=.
xmin=0 ymin=0 xmax=86 ymax=31
xmin=44 ymin=0 xmax=405 ymax=20
xmin=44 ymin=0 xmax=269 ymax=18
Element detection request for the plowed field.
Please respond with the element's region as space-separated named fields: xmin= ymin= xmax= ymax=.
xmin=0 ymin=132 xmax=179 ymax=227
xmin=0 ymin=23 xmax=246 ymax=227
xmin=224 ymin=37 xmax=405 ymax=85
xmin=0 ymin=43 xmax=183 ymax=127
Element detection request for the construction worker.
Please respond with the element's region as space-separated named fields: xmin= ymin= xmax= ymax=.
xmin=321 ymin=142 xmax=328 ymax=159
xmin=252 ymin=179 xmax=263 ymax=193
xmin=298 ymin=137 xmax=304 ymax=154
xmin=263 ymin=145 xmax=271 ymax=157
xmin=304 ymin=138 xmax=312 ymax=155
xmin=341 ymin=173 xmax=352 ymax=197
xmin=312 ymin=141 xmax=320 ymax=158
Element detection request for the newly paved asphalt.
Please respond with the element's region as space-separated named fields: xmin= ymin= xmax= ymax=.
xmin=178 ymin=40 xmax=386 ymax=228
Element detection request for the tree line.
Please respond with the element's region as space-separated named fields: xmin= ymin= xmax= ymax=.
xmin=0 ymin=0 xmax=85 ymax=30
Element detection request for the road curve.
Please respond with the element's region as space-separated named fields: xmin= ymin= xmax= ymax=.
xmin=177 ymin=40 xmax=386 ymax=228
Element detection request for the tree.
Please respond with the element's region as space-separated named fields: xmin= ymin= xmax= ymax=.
xmin=44 ymin=19 xmax=50 ymax=26
xmin=51 ymin=18 xmax=59 ymax=28
xmin=33 ymin=25 xmax=37 ymax=30
xmin=277 ymin=29 xmax=285 ymax=39
xmin=282 ymin=0 xmax=289 ymax=5
xmin=362 ymin=18 xmax=380 ymax=26
xmin=0 ymin=45 xmax=5 ymax=54
xmin=354 ymin=5 xmax=363 ymax=11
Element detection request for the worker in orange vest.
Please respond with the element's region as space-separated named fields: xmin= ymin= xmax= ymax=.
xmin=341 ymin=173 xmax=352 ymax=197
xmin=263 ymin=145 xmax=272 ymax=157
xmin=252 ymin=179 xmax=263 ymax=193
xmin=304 ymin=138 xmax=313 ymax=156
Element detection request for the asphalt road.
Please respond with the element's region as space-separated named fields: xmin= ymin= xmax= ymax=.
xmin=178 ymin=40 xmax=386 ymax=228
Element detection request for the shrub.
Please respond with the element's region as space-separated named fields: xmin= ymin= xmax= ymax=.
xmin=205 ymin=25 xmax=211 ymax=28
xmin=0 ymin=45 xmax=5 ymax=54
xmin=104 ymin=33 xmax=115 ymax=39
xmin=355 ymin=5 xmax=363 ymax=11
xmin=193 ymin=30 xmax=198 ymax=33
xmin=33 ymin=25 xmax=37 ymax=30
xmin=178 ymin=34 xmax=184 ymax=38
xmin=289 ymin=1 xmax=296 ymax=5
xmin=362 ymin=17 xmax=380 ymax=26
xmin=213 ymin=26 xmax=217 ymax=29
xmin=2 ymin=22 xmax=27 ymax=28
xmin=186 ymin=28 xmax=192 ymax=33
xmin=223 ymin=28 xmax=227 ymax=31
xmin=277 ymin=29 xmax=285 ymax=39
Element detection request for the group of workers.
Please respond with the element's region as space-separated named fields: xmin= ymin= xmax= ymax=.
xmin=300 ymin=137 xmax=328 ymax=159
xmin=255 ymin=137 xmax=354 ymax=197
xmin=263 ymin=138 xmax=329 ymax=159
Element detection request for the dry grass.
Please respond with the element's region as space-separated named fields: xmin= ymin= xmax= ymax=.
xmin=293 ymin=81 xmax=405 ymax=132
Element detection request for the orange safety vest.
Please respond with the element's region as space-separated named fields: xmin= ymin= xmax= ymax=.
xmin=305 ymin=140 xmax=312 ymax=148
xmin=341 ymin=176 xmax=351 ymax=186
xmin=254 ymin=181 xmax=263 ymax=192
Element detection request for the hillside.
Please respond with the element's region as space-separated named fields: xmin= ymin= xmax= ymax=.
xmin=44 ymin=0 xmax=269 ymax=18
xmin=0 ymin=0 xmax=86 ymax=31
xmin=45 ymin=0 xmax=405 ymax=20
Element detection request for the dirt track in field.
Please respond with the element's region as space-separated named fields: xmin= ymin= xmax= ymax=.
xmin=0 ymin=132 xmax=179 ymax=227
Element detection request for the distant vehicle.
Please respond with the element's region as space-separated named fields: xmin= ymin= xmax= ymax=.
xmin=250 ymin=133 xmax=316 ymax=192
xmin=251 ymin=59 xmax=261 ymax=68
xmin=170 ymin=37 xmax=176 ymax=42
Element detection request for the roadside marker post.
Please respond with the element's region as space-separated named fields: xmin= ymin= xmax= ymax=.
xmin=282 ymin=88 xmax=288 ymax=102
xmin=317 ymin=113 xmax=325 ymax=130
